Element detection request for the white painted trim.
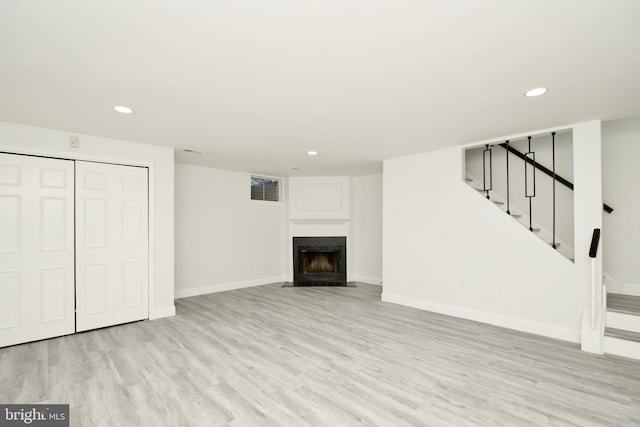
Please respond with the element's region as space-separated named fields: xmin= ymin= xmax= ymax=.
xmin=604 ymin=273 xmax=624 ymax=294
xmin=175 ymin=276 xmax=286 ymax=299
xmin=606 ymin=312 xmax=640 ymax=333
xmin=352 ymin=276 xmax=382 ymax=286
xmin=581 ymin=308 xmax=604 ymax=354
xmin=604 ymin=336 xmax=640 ymax=360
xmin=381 ymin=292 xmax=580 ymax=343
xmin=0 ymin=143 xmax=154 ymax=168
xmin=622 ymin=283 xmax=640 ymax=297
xmin=150 ymin=305 xmax=176 ymax=320
xmin=608 ymin=281 xmax=640 ymax=296
xmin=146 ymin=165 xmax=156 ymax=322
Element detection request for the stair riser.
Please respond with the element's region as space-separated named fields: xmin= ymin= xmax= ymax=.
xmin=604 ymin=336 xmax=640 ymax=360
xmin=606 ymin=312 xmax=640 ymax=333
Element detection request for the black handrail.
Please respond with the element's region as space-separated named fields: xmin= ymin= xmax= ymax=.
xmin=589 ymin=228 xmax=601 ymax=258
xmin=498 ymin=143 xmax=614 ymax=214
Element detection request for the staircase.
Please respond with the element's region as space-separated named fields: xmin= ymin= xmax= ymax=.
xmin=463 ymin=134 xmax=581 ymax=262
xmin=465 ymin=133 xmax=637 ymax=360
xmin=605 ymin=293 xmax=640 ymax=360
xmin=464 ymin=174 xmax=575 ymax=261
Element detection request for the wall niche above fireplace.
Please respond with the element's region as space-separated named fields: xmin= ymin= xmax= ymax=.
xmin=293 ymin=236 xmax=346 ymax=285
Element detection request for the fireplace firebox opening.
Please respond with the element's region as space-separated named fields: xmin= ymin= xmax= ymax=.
xmin=293 ymin=236 xmax=346 ymax=285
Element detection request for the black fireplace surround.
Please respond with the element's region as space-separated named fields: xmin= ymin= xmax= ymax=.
xmin=293 ymin=236 xmax=346 ymax=285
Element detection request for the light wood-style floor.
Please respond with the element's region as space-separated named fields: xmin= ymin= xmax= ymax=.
xmin=608 ymin=293 xmax=640 ymax=316
xmin=2 ymin=283 xmax=640 ymax=426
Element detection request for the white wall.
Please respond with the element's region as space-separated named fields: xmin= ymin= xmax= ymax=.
xmin=382 ymin=122 xmax=602 ymax=342
xmin=352 ymin=174 xmax=383 ymax=284
xmin=603 ymin=116 xmax=640 ymax=287
xmin=0 ymin=120 xmax=175 ymax=319
xmin=174 ymin=164 xmax=285 ymax=297
xmin=176 ymin=169 xmax=382 ymax=292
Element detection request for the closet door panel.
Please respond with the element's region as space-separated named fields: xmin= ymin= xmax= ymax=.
xmin=84 ymin=263 xmax=109 ymax=314
xmin=0 ymin=195 xmax=20 ymax=253
xmin=76 ymin=162 xmax=148 ymax=332
xmin=41 ymin=197 xmax=68 ymax=251
xmin=0 ymin=271 xmax=20 ymax=330
xmin=114 ymin=166 xmax=148 ymax=325
xmin=40 ymin=268 xmax=68 ymax=322
xmin=0 ymin=153 xmax=75 ymax=347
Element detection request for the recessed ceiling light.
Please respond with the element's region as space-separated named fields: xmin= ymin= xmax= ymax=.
xmin=524 ymin=88 xmax=548 ymax=97
xmin=307 ymin=150 xmax=318 ymax=156
xmin=114 ymin=105 xmax=134 ymax=114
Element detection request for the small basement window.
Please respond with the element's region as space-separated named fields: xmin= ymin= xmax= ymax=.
xmin=251 ymin=176 xmax=280 ymax=202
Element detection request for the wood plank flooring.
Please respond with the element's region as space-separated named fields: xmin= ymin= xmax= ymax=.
xmin=608 ymin=293 xmax=640 ymax=316
xmin=2 ymin=283 xmax=640 ymax=426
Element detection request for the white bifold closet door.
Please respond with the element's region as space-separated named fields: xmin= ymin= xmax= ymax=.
xmin=0 ymin=153 xmax=75 ymax=348
xmin=75 ymin=161 xmax=149 ymax=332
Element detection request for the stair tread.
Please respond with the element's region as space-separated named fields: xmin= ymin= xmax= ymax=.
xmin=492 ymin=201 xmax=505 ymax=205
xmin=605 ymin=327 xmax=640 ymax=343
xmin=607 ymin=293 xmax=640 ymax=316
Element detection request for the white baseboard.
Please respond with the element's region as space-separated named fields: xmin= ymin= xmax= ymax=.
xmin=381 ymin=292 xmax=580 ymax=343
xmin=352 ymin=275 xmax=382 ymax=286
xmin=609 ymin=283 xmax=640 ymax=296
xmin=622 ymin=283 xmax=640 ymax=297
xmin=174 ymin=276 xmax=286 ymax=299
xmin=150 ymin=305 xmax=176 ymax=319
xmin=603 ymin=274 xmax=640 ymax=296
xmin=604 ymin=278 xmax=623 ymax=294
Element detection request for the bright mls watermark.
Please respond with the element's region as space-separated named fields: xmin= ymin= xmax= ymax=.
xmin=0 ymin=405 xmax=68 ymax=426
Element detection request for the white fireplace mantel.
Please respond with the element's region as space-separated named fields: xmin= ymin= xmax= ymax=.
xmin=286 ymin=176 xmax=353 ymax=281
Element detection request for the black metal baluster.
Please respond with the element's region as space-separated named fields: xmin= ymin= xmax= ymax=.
xmin=552 ymin=132 xmax=557 ymax=249
xmin=483 ymin=144 xmax=492 ymax=199
xmin=498 ymin=142 xmax=614 ymax=213
xmin=525 ymin=136 xmax=536 ymax=232
xmin=505 ymin=140 xmax=510 ymax=215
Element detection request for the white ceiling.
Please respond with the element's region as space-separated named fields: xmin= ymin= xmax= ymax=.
xmin=1 ymin=1 xmax=639 ymax=177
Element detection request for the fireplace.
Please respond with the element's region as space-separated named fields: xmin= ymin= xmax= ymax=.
xmin=293 ymin=236 xmax=346 ymax=285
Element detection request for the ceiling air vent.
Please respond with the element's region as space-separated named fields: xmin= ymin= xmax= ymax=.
xmin=182 ymin=148 xmax=204 ymax=154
